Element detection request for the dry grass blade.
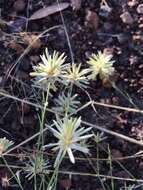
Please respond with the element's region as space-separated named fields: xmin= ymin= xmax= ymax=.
xmin=82 ymin=120 xmax=143 ymax=147
xmin=0 ymin=90 xmax=55 ymax=114
xmin=93 ymin=101 xmax=143 ymax=114
xmin=29 ymin=2 xmax=69 ymax=20
xmin=0 ymin=164 xmax=143 ymax=183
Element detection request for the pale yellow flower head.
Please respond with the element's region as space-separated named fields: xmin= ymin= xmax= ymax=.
xmin=63 ymin=64 xmax=90 ymax=88
xmin=30 ymin=48 xmax=68 ymax=84
xmin=87 ymin=51 xmax=115 ymax=80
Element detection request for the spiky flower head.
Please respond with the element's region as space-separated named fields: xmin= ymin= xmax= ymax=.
xmin=52 ymin=93 xmax=80 ymax=115
xmin=63 ymin=64 xmax=90 ymax=88
xmin=0 ymin=137 xmax=14 ymax=156
xmin=30 ymin=48 xmax=68 ymax=89
xmin=87 ymin=51 xmax=115 ymax=80
xmin=44 ymin=117 xmax=93 ymax=167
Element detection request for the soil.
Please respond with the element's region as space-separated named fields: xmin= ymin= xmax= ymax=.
xmin=0 ymin=0 xmax=143 ymax=189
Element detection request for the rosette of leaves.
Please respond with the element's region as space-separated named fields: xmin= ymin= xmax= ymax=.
xmin=25 ymin=154 xmax=49 ymax=180
xmin=52 ymin=93 xmax=80 ymax=115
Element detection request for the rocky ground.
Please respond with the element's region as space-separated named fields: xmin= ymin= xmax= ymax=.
xmin=0 ymin=0 xmax=143 ymax=189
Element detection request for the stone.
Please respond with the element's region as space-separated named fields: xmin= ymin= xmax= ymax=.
xmin=85 ymin=10 xmax=99 ymax=30
xmin=120 ymin=11 xmax=134 ymax=24
xmin=127 ymin=0 xmax=138 ymax=7
xmin=137 ymin=4 xmax=143 ymax=14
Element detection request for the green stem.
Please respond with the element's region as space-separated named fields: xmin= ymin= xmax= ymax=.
xmin=108 ymin=145 xmax=114 ymax=190
xmin=65 ymin=83 xmax=73 ymax=117
xmin=47 ymin=152 xmax=65 ymax=190
xmin=34 ymin=83 xmax=51 ymax=190
xmin=38 ymin=82 xmax=51 ymax=149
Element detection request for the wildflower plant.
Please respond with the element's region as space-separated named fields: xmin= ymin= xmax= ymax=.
xmin=0 ymin=137 xmax=14 ymax=156
xmin=44 ymin=117 xmax=93 ymax=167
xmin=63 ymin=63 xmax=90 ymax=88
xmin=52 ymin=93 xmax=80 ymax=115
xmin=30 ymin=48 xmax=68 ymax=90
xmin=25 ymin=154 xmax=49 ymax=180
xmin=87 ymin=51 xmax=115 ymax=80
xmin=29 ymin=48 xmax=116 ymax=188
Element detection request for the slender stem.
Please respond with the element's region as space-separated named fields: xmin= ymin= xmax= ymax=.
xmin=34 ymin=83 xmax=51 ymax=190
xmin=112 ymin=83 xmax=138 ymax=109
xmin=47 ymin=152 xmax=65 ymax=190
xmin=38 ymin=82 xmax=51 ymax=149
xmin=108 ymin=145 xmax=114 ymax=190
xmin=96 ymin=141 xmax=100 ymax=175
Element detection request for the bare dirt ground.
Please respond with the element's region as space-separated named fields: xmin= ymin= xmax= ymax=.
xmin=0 ymin=0 xmax=143 ymax=189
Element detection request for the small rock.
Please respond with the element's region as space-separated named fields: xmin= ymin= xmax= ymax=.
xmin=85 ymin=10 xmax=99 ymax=30
xmin=139 ymin=78 xmax=143 ymax=85
xmin=120 ymin=11 xmax=134 ymax=24
xmin=127 ymin=0 xmax=138 ymax=7
xmin=139 ymin=23 xmax=143 ymax=28
xmin=71 ymin=0 xmax=81 ymax=10
xmin=137 ymin=4 xmax=143 ymax=14
xmin=99 ymin=4 xmax=112 ymax=18
xmin=112 ymin=97 xmax=119 ymax=105
xmin=103 ymin=47 xmax=114 ymax=55
xmin=13 ymin=0 xmax=26 ymax=12
xmin=129 ymin=55 xmax=138 ymax=65
xmin=133 ymin=34 xmax=143 ymax=42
